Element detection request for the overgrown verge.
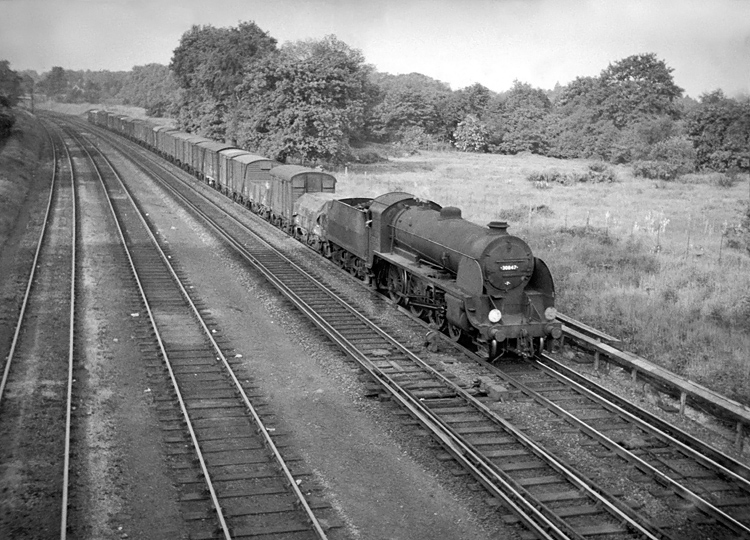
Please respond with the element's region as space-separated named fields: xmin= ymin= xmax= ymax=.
xmin=0 ymin=111 xmax=47 ymax=248
xmin=532 ymin=224 xmax=750 ymax=405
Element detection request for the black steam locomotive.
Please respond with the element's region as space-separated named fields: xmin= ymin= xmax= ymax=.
xmin=294 ymin=192 xmax=562 ymax=358
xmin=89 ymin=110 xmax=562 ymax=358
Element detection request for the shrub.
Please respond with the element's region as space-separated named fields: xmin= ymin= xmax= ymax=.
xmin=706 ymin=151 xmax=750 ymax=173
xmin=632 ymin=159 xmax=681 ymax=181
xmin=714 ymin=172 xmax=736 ymax=188
xmin=391 ymin=126 xmax=438 ymax=155
xmin=525 ymin=162 xmax=616 ymax=186
xmin=0 ymin=106 xmax=15 ymax=139
xmin=453 ymin=115 xmax=490 ymax=152
xmin=648 ymin=136 xmax=696 ymax=174
xmin=347 ymin=148 xmax=386 ymax=164
xmin=526 ymin=170 xmax=572 ymax=185
xmin=584 ymin=161 xmax=617 ymax=182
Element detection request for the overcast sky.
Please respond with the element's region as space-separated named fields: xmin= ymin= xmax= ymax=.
xmin=1 ymin=0 xmax=749 ymax=98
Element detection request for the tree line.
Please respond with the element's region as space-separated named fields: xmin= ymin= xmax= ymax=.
xmin=1 ymin=20 xmax=748 ymax=175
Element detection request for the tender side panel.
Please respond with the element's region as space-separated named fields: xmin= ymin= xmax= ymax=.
xmin=323 ymin=198 xmax=371 ymax=261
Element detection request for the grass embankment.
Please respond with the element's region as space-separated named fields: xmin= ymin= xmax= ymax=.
xmin=335 ymin=151 xmax=750 ymax=405
xmin=0 ymin=111 xmax=47 ymax=249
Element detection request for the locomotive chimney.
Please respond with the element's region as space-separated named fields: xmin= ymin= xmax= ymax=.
xmin=487 ymin=221 xmax=509 ymax=234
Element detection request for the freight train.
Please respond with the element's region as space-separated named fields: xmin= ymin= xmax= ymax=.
xmin=88 ymin=110 xmax=562 ymax=358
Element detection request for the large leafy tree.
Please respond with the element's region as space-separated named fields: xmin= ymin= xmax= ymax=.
xmin=498 ymin=81 xmax=551 ymax=154
xmin=170 ymin=21 xmax=277 ymax=137
xmin=367 ymin=72 xmax=451 ymax=141
xmin=599 ymin=53 xmax=683 ymax=127
xmin=438 ymin=82 xmax=492 ymax=143
xmin=0 ymin=60 xmax=21 ymax=138
xmin=453 ymin=114 xmax=490 ymax=152
xmin=546 ymin=76 xmax=612 ymax=158
xmin=546 ymin=55 xmax=684 ymax=162
xmin=39 ymin=66 xmax=69 ymax=99
xmin=687 ymin=90 xmax=750 ymax=171
xmin=0 ymin=60 xmax=22 ymax=107
xmin=228 ymin=35 xmax=374 ymax=164
xmin=119 ymin=64 xmax=180 ymax=117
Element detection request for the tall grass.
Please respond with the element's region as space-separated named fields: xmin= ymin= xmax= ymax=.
xmin=336 ymin=150 xmax=750 ymax=404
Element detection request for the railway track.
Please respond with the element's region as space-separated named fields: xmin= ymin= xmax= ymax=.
xmin=78 ymin=119 xmax=679 ymax=540
xmin=474 ymin=353 xmax=750 ymax=538
xmin=0 ymin=119 xmax=78 ymax=539
xmin=57 ymin=122 xmax=336 ymax=539
xmin=72 ymin=115 xmax=750 ymax=538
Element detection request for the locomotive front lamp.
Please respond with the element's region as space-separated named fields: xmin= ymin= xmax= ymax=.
xmin=488 ymin=309 xmax=502 ymax=323
xmin=544 ymin=307 xmax=557 ymax=321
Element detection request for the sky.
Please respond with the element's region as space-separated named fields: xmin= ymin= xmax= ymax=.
xmin=1 ymin=0 xmax=749 ymax=98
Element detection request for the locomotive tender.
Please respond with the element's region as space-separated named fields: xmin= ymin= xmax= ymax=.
xmin=88 ymin=110 xmax=561 ymax=358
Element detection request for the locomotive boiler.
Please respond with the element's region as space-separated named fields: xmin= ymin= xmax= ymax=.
xmin=385 ymin=201 xmax=561 ymax=357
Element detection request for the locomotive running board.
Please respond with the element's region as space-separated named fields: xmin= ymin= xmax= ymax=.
xmin=375 ymin=251 xmax=457 ymax=290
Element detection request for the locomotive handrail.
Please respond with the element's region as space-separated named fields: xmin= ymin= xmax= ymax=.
xmin=390 ymin=223 xmax=481 ymax=263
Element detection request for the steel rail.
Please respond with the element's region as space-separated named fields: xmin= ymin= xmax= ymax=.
xmin=537 ymin=353 xmax=750 ymax=490
xmin=66 ymin=128 xmax=233 ymax=540
xmin=539 ymin=353 xmax=750 ymax=482
xmin=3 ymin=116 xmax=78 ymax=539
xmin=88 ymin=133 xmax=329 ymax=540
xmin=52 ymin=122 xmax=78 ymax=540
xmin=0 ymin=121 xmax=58 ymax=405
xmin=138 ymin=166 xmax=568 ymax=540
xmin=133 ymin=151 xmax=662 ymax=540
xmin=527 ymin=354 xmax=750 ymax=537
xmin=83 ymin=118 xmax=664 ymax=537
xmin=75 ymin=126 xmax=329 ymax=540
xmin=460 ymin=344 xmax=750 ymax=538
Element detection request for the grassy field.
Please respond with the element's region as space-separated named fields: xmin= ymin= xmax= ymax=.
xmin=38 ymin=102 xmax=750 ymax=404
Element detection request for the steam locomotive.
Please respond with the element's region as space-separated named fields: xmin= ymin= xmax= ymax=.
xmin=88 ymin=110 xmax=562 ymax=358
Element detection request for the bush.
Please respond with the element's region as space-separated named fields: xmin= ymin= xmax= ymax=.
xmin=391 ymin=126 xmax=439 ymax=155
xmin=706 ymin=150 xmax=750 ymax=173
xmin=525 ymin=162 xmax=616 ymax=186
xmin=715 ymin=172 xmax=736 ymax=188
xmin=453 ymin=115 xmax=490 ymax=152
xmin=0 ymin=106 xmax=15 ymax=139
xmin=526 ymin=170 xmax=572 ymax=186
xmin=648 ymin=136 xmax=695 ymax=173
xmin=632 ymin=159 xmax=682 ymax=181
xmin=584 ymin=161 xmax=617 ymax=182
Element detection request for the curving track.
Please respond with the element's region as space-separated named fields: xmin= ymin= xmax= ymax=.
xmin=78 ymin=116 xmax=669 ymax=540
xmin=68 ymin=113 xmax=750 ymax=539
xmin=55 ymin=120 xmax=337 ymax=539
xmin=0 ymin=119 xmax=77 ymax=539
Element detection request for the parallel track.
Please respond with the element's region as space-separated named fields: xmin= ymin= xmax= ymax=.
xmin=80 ymin=119 xmax=670 ymax=540
xmin=496 ymin=354 xmax=750 ymax=537
xmin=0 ymin=119 xmax=77 ymax=539
xmin=63 ymin=123 xmax=332 ymax=540
xmin=73 ymin=115 xmax=750 ymax=538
